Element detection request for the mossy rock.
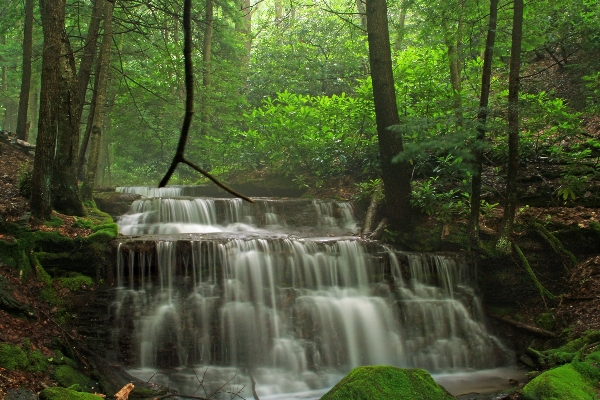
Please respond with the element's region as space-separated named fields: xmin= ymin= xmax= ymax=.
xmin=321 ymin=366 xmax=454 ymax=400
xmin=521 ymin=364 xmax=597 ymax=400
xmin=39 ymin=387 xmax=103 ymax=400
xmin=53 ymin=365 xmax=97 ymax=392
xmin=0 ymin=343 xmax=28 ymax=371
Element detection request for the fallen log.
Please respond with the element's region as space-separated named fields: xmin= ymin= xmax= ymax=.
xmin=369 ymin=218 xmax=387 ymax=241
xmin=488 ymin=313 xmax=556 ymax=338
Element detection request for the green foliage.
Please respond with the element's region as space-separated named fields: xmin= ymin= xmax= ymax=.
xmin=535 ymin=312 xmax=556 ymax=331
xmin=354 ymin=179 xmax=384 ymax=202
xmin=321 ymin=366 xmax=454 ymax=400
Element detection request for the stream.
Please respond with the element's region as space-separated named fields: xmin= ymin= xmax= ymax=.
xmin=109 ymin=186 xmax=524 ymax=398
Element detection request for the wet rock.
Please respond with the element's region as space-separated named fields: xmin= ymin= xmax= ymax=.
xmin=93 ymin=191 xmax=141 ymax=219
xmin=4 ymin=388 xmax=37 ymax=400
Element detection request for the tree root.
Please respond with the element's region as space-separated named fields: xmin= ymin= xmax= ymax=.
xmin=513 ymin=242 xmax=555 ymax=303
xmin=534 ymin=222 xmax=577 ymax=272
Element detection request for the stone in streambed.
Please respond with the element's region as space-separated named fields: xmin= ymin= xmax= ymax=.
xmin=320 ymin=366 xmax=454 ymax=400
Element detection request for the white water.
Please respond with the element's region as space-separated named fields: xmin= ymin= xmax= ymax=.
xmin=111 ymin=189 xmax=516 ymax=399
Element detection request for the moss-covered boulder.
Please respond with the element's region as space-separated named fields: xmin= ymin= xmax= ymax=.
xmin=38 ymin=387 xmax=103 ymax=400
xmin=521 ymin=364 xmax=597 ymax=400
xmin=0 ymin=343 xmax=28 ymax=371
xmin=320 ymin=366 xmax=454 ymax=400
xmin=53 ymin=365 xmax=97 ymax=392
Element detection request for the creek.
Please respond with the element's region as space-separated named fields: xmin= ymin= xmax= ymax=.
xmin=109 ymin=186 xmax=523 ymax=399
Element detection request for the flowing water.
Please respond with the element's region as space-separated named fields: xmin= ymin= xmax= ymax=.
xmin=111 ymin=186 xmax=519 ymax=398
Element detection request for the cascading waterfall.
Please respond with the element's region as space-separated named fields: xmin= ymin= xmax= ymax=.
xmin=110 ymin=187 xmax=513 ymax=399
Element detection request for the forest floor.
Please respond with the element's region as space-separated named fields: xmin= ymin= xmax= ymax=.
xmin=2 ymin=134 xmax=600 ymax=398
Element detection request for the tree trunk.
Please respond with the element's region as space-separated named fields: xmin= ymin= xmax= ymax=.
xmin=16 ymin=0 xmax=34 ymax=142
xmin=77 ymin=0 xmax=106 ymax=121
xmin=356 ymin=0 xmax=367 ymax=31
xmin=274 ymin=0 xmax=282 ymax=21
xmin=393 ymin=0 xmax=410 ymax=50
xmin=469 ymin=0 xmax=498 ymax=246
xmin=78 ymin=67 xmax=99 ymax=180
xmin=200 ymin=0 xmax=214 ymax=165
xmin=52 ymin=31 xmax=86 ymax=216
xmin=82 ymin=0 xmax=114 ymax=201
xmin=28 ymin=82 xmax=39 ymax=143
xmin=366 ymin=0 xmax=412 ymax=231
xmin=31 ymin=0 xmax=64 ymax=221
xmin=442 ymin=4 xmax=463 ymax=124
xmin=497 ymin=0 xmax=524 ymax=253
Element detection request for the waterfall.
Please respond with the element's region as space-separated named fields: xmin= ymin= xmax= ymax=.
xmin=110 ymin=187 xmax=512 ymax=398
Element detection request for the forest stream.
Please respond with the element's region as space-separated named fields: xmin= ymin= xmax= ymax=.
xmin=106 ymin=186 xmax=525 ymax=399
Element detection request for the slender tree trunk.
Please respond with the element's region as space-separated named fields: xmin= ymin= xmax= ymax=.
xmin=242 ymin=0 xmax=252 ymax=57
xmin=78 ymin=62 xmax=99 ymax=179
xmin=16 ymin=0 xmax=34 ymax=141
xmin=442 ymin=5 xmax=463 ymax=124
xmin=31 ymin=0 xmax=64 ymax=221
xmin=274 ymin=0 xmax=282 ymax=21
xmin=82 ymin=0 xmax=114 ymax=200
xmin=52 ymin=32 xmax=86 ymax=216
xmin=77 ymin=0 xmax=106 ymax=120
xmin=393 ymin=0 xmax=410 ymax=50
xmin=469 ymin=0 xmax=498 ymax=246
xmin=356 ymin=0 xmax=367 ymax=31
xmin=198 ymin=0 xmax=214 ymax=170
xmin=28 ymin=81 xmax=39 ymax=143
xmin=497 ymin=0 xmax=524 ymax=252
xmin=366 ymin=0 xmax=412 ymax=231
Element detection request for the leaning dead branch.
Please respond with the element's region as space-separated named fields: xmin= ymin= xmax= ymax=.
xmin=158 ymin=0 xmax=253 ymax=204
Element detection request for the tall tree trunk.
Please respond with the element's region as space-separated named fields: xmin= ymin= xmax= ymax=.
xmin=356 ymin=0 xmax=367 ymax=31
xmin=200 ymin=0 xmax=213 ymax=171
xmin=393 ymin=0 xmax=410 ymax=50
xmin=52 ymin=32 xmax=86 ymax=216
xmin=16 ymin=0 xmax=34 ymax=141
xmin=82 ymin=0 xmax=114 ymax=200
xmin=31 ymin=0 xmax=64 ymax=221
xmin=469 ymin=0 xmax=498 ymax=246
xmin=274 ymin=0 xmax=282 ymax=21
xmin=28 ymin=82 xmax=39 ymax=143
xmin=77 ymin=0 xmax=106 ymax=120
xmin=78 ymin=61 xmax=100 ymax=179
xmin=366 ymin=0 xmax=412 ymax=231
xmin=442 ymin=5 xmax=463 ymax=124
xmin=242 ymin=0 xmax=252 ymax=57
xmin=497 ymin=0 xmax=524 ymax=252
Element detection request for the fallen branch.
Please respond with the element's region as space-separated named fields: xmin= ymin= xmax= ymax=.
xmin=534 ymin=222 xmax=577 ymax=272
xmin=513 ymin=242 xmax=555 ymax=303
xmin=489 ymin=313 xmax=556 ymax=338
xmin=114 ymin=383 xmax=134 ymax=400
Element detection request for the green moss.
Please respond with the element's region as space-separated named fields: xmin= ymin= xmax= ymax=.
xmin=57 ymin=273 xmax=93 ymax=292
xmin=50 ymin=350 xmax=78 ymax=368
xmin=44 ymin=216 xmax=64 ymax=228
xmin=53 ymin=365 xmax=97 ymax=392
xmin=535 ymin=312 xmax=556 ymax=331
xmin=522 ymin=364 xmax=596 ymax=400
xmin=321 ymin=366 xmax=454 ymax=400
xmin=0 ymin=343 xmax=28 ymax=371
xmin=39 ymin=387 xmax=103 ymax=400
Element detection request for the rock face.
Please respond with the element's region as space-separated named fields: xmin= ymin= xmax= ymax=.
xmin=320 ymin=366 xmax=455 ymax=400
xmin=93 ymin=191 xmax=141 ymax=219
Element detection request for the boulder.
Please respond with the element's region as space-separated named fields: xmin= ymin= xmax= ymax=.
xmin=521 ymin=364 xmax=597 ymax=400
xmin=321 ymin=366 xmax=454 ymax=400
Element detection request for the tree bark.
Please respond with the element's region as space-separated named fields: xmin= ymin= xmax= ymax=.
xmin=366 ymin=0 xmax=412 ymax=231
xmin=78 ymin=67 xmax=99 ymax=180
xmin=356 ymin=0 xmax=367 ymax=31
xmin=497 ymin=0 xmax=524 ymax=252
xmin=77 ymin=0 xmax=106 ymax=120
xmin=31 ymin=0 xmax=64 ymax=220
xmin=16 ymin=0 xmax=34 ymax=142
xmin=469 ymin=0 xmax=498 ymax=246
xmin=52 ymin=31 xmax=86 ymax=216
xmin=199 ymin=0 xmax=214 ymax=166
xmin=82 ymin=0 xmax=114 ymax=201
